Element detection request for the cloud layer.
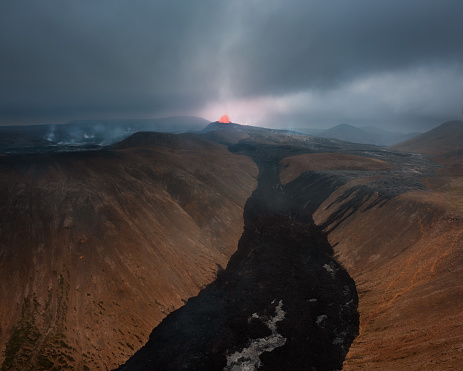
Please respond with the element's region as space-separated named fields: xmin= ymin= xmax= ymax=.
xmin=1 ymin=0 xmax=462 ymax=130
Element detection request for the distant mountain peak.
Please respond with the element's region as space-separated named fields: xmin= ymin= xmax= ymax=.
xmin=391 ymin=120 xmax=463 ymax=155
xmin=316 ymin=123 xmax=418 ymax=146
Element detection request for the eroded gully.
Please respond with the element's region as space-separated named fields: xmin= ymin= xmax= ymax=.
xmin=117 ymin=145 xmax=359 ymax=371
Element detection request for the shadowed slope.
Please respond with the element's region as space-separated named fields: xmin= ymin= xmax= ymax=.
xmin=391 ymin=120 xmax=463 ymax=155
xmin=0 ymin=133 xmax=257 ymax=370
xmin=317 ymin=123 xmax=419 ymax=146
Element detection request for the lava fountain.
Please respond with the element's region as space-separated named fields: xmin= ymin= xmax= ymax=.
xmin=219 ymin=115 xmax=231 ymax=123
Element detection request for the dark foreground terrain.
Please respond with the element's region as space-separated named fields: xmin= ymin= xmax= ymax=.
xmin=117 ymin=143 xmax=359 ymax=370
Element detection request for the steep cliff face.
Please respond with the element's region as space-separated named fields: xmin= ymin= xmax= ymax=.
xmin=0 ymin=133 xmax=258 ymax=370
xmin=281 ymin=151 xmax=463 ymax=369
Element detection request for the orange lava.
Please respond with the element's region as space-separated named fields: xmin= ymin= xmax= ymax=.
xmin=219 ymin=114 xmax=231 ymax=123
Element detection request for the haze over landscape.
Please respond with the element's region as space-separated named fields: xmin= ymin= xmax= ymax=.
xmin=1 ymin=1 xmax=463 ymax=371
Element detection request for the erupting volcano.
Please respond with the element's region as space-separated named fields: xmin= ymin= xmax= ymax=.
xmin=219 ymin=114 xmax=231 ymax=123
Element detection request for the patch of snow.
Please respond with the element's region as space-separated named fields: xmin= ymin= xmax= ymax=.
xmin=316 ymin=314 xmax=328 ymax=328
xmin=323 ymin=263 xmax=336 ymax=279
xmin=224 ymin=300 xmax=287 ymax=371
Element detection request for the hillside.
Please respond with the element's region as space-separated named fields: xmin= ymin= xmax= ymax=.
xmin=111 ymin=131 xmax=222 ymax=151
xmin=0 ymin=132 xmax=258 ymax=370
xmin=280 ymin=148 xmax=463 ymax=369
xmin=202 ymin=127 xmax=250 ymax=145
xmin=391 ymin=120 xmax=463 ymax=155
xmin=316 ymin=123 xmax=419 ymax=146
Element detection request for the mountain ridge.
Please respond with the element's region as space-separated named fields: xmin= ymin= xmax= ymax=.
xmin=316 ymin=123 xmax=420 ymax=146
xmin=391 ymin=120 xmax=463 ymax=155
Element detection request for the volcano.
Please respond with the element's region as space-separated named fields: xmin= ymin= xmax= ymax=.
xmin=218 ymin=114 xmax=231 ymax=123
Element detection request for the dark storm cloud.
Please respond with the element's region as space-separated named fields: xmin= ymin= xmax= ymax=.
xmin=225 ymin=0 xmax=463 ymax=94
xmin=1 ymin=0 xmax=462 ymax=129
xmin=0 ymin=0 xmax=225 ymax=121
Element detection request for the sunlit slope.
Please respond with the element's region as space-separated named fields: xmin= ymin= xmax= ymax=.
xmin=0 ymin=132 xmax=257 ymax=370
xmin=281 ymin=151 xmax=463 ymax=370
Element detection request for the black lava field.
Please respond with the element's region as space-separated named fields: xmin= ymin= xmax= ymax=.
xmin=117 ymin=142 xmax=360 ymax=370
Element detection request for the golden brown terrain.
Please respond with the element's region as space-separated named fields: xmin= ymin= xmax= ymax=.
xmin=0 ymin=132 xmax=258 ymax=370
xmin=281 ymin=147 xmax=463 ymax=370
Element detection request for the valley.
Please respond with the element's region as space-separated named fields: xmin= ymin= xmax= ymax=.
xmin=117 ymin=140 xmax=359 ymax=370
xmin=1 ymin=120 xmax=462 ymax=370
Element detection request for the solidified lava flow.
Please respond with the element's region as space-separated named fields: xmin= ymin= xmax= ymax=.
xmin=117 ymin=144 xmax=359 ymax=371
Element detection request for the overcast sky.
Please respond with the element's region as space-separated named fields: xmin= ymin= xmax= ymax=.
xmin=1 ymin=0 xmax=462 ymax=131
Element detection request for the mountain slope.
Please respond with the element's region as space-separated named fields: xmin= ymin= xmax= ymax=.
xmin=391 ymin=120 xmax=463 ymax=155
xmin=317 ymin=123 xmax=419 ymax=146
xmin=0 ymin=132 xmax=258 ymax=370
xmin=316 ymin=185 xmax=463 ymax=370
xmin=281 ymin=149 xmax=463 ymax=369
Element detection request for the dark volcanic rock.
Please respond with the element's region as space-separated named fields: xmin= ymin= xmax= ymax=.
xmin=117 ymin=146 xmax=359 ymax=371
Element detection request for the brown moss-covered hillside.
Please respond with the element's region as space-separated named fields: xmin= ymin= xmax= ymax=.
xmin=0 ymin=132 xmax=258 ymax=370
